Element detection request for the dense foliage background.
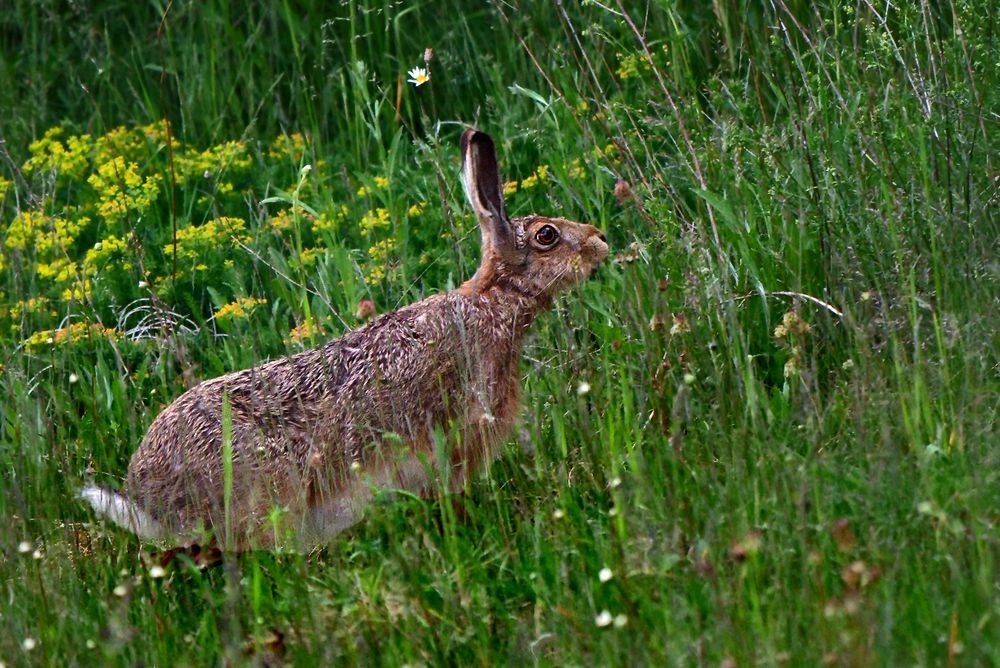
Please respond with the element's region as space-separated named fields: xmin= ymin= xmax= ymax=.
xmin=1 ymin=1 xmax=998 ymax=664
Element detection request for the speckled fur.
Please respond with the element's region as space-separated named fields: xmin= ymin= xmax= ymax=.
xmin=83 ymin=129 xmax=608 ymax=550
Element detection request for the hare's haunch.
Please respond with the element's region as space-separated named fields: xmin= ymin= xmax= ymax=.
xmin=81 ymin=129 xmax=608 ymax=550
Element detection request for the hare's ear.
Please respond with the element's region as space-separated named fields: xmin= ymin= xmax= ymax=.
xmin=461 ymin=129 xmax=524 ymax=263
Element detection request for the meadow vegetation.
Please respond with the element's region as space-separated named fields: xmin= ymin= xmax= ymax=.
xmin=1 ymin=0 xmax=998 ymax=664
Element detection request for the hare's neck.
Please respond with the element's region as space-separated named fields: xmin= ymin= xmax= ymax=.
xmin=466 ymin=288 xmax=544 ymax=349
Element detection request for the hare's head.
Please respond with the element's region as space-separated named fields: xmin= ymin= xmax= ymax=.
xmin=460 ymin=129 xmax=608 ymax=301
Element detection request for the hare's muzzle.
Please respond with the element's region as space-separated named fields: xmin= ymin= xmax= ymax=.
xmin=583 ymin=226 xmax=610 ymax=267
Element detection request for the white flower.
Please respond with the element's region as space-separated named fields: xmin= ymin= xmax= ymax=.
xmin=407 ymin=66 xmax=430 ymax=86
xmin=594 ymin=610 xmax=613 ymax=627
xmin=138 ymin=280 xmax=148 ymax=289
xmin=552 ymin=508 xmax=565 ymax=520
xmin=113 ymin=584 xmax=128 ymax=597
xmin=149 ymin=565 xmax=165 ymax=579
xmin=32 ymin=549 xmax=42 ymax=560
xmin=86 ymin=639 xmax=97 ymax=649
xmin=608 ymin=476 xmax=622 ymax=489
xmin=18 ymin=541 xmax=31 ymax=554
xmin=576 ymin=381 xmax=590 ymax=396
xmin=598 ymin=567 xmax=613 ymax=583
xmin=69 ymin=373 xmax=79 ymax=384
xmin=23 ymin=637 xmax=36 ymax=651
xmin=613 ymin=614 xmax=628 ymax=628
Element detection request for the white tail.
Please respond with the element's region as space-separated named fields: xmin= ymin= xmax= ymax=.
xmin=79 ymin=486 xmax=163 ymax=540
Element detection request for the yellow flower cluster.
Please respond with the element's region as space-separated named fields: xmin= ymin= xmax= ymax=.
xmin=23 ymin=321 xmax=120 ymax=351
xmin=93 ymin=125 xmax=147 ymax=165
xmin=83 ymin=234 xmax=130 ymax=274
xmin=168 ymin=217 xmax=250 ymax=263
xmin=359 ymin=208 xmax=391 ymax=236
xmin=616 ymin=51 xmax=652 ymax=80
xmin=407 ymin=202 xmax=426 ymax=217
xmin=175 ymin=140 xmax=252 ymax=183
xmin=504 ymin=159 xmax=584 ymax=197
xmin=0 ymin=176 xmax=12 ymax=198
xmin=587 ymin=143 xmax=622 ymax=166
xmin=365 ymin=237 xmax=397 ymax=284
xmin=297 ymin=247 xmax=323 ymax=266
xmin=87 ymin=157 xmax=161 ymax=224
xmin=8 ymin=297 xmax=56 ymax=322
xmin=312 ymin=205 xmax=349 ymax=234
xmin=357 ymin=176 xmax=390 ymax=196
xmin=5 ymin=211 xmax=89 ymax=253
xmin=22 ymin=127 xmax=92 ymax=179
xmin=287 ymin=316 xmax=323 ymax=344
xmin=270 ymin=206 xmax=310 ymax=232
xmin=519 ymin=164 xmax=550 ymax=190
xmin=268 ymin=132 xmax=307 ymax=162
xmin=21 ymin=123 xmax=170 ymax=183
xmin=214 ymin=296 xmax=268 ymax=322
xmin=5 ymin=210 xmax=93 ymax=300
xmin=773 ymin=310 xmax=812 ymax=339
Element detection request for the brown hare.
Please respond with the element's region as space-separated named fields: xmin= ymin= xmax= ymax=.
xmin=81 ymin=129 xmax=609 ymax=550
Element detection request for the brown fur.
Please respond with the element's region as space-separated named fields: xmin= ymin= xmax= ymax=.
xmin=87 ymin=129 xmax=608 ymax=550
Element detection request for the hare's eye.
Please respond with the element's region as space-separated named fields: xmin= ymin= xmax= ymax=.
xmin=534 ymin=224 xmax=560 ymax=248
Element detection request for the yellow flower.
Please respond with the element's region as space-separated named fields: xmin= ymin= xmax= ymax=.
xmin=519 ymin=164 xmax=551 ymax=191
xmin=359 ymin=208 xmax=391 ymax=236
xmin=23 ymin=322 xmax=120 ymax=351
xmin=364 ymin=238 xmax=397 ymax=284
xmin=139 ymin=120 xmax=172 ymax=146
xmin=87 ymin=157 xmax=161 ymax=224
xmin=503 ymin=181 xmax=518 ymax=196
xmin=174 ymin=140 xmax=251 ymax=183
xmin=367 ymin=237 xmax=396 ymax=261
xmin=615 ymin=52 xmax=651 ymax=80
xmin=270 ymin=208 xmax=302 ymax=232
xmin=83 ymin=234 xmax=128 ymax=276
xmin=773 ymin=310 xmax=811 ymax=339
xmin=22 ymin=127 xmax=92 ymax=179
xmin=4 ymin=210 xmax=89 ymax=254
xmin=407 ymin=202 xmax=426 ymax=217
xmin=357 ymin=176 xmax=389 ymax=196
xmin=268 ymin=132 xmax=307 ymax=161
xmin=299 ymin=247 xmax=323 ymax=266
xmin=214 ymin=297 xmax=267 ymax=322
xmin=312 ymin=205 xmax=349 ymax=234
xmin=62 ymin=280 xmax=92 ymax=301
xmin=9 ymin=297 xmax=53 ymax=320
xmin=288 ymin=317 xmax=323 ymax=344
xmin=93 ymin=126 xmax=145 ymax=165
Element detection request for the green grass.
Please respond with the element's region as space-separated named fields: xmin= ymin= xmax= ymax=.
xmin=2 ymin=0 xmax=999 ymax=664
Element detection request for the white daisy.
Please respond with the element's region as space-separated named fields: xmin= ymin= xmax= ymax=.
xmin=407 ymin=67 xmax=430 ymax=86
